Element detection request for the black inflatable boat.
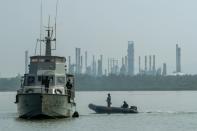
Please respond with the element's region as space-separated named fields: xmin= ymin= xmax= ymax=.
xmin=88 ymin=104 xmax=138 ymax=114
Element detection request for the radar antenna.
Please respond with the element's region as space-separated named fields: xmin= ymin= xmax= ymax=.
xmin=53 ymin=0 xmax=59 ymax=50
xmin=35 ymin=0 xmax=59 ymax=56
xmin=40 ymin=0 xmax=43 ymax=55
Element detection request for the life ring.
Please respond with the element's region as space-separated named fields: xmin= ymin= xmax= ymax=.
xmin=54 ymin=89 xmax=62 ymax=94
xmin=25 ymin=89 xmax=34 ymax=93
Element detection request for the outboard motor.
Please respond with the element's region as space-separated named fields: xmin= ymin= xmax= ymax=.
xmin=130 ymin=106 xmax=137 ymax=111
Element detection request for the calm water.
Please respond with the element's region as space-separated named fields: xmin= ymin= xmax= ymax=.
xmin=1 ymin=91 xmax=197 ymax=131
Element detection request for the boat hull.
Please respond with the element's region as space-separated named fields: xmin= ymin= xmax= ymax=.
xmin=89 ymin=104 xmax=138 ymax=114
xmin=17 ymin=93 xmax=73 ymax=119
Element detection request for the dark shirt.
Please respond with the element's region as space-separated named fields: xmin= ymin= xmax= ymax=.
xmin=66 ymin=81 xmax=72 ymax=89
xmin=106 ymin=95 xmax=111 ymax=107
xmin=122 ymin=102 xmax=129 ymax=108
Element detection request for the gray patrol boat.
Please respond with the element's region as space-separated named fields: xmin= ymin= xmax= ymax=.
xmin=15 ymin=23 xmax=77 ymax=119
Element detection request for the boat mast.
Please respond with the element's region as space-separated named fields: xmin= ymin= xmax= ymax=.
xmin=45 ymin=17 xmax=56 ymax=56
xmin=45 ymin=27 xmax=52 ymax=56
xmin=37 ymin=0 xmax=59 ymax=56
xmin=40 ymin=0 xmax=43 ymax=56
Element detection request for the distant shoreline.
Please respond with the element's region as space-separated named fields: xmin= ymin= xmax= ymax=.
xmin=1 ymin=74 xmax=197 ymax=91
xmin=2 ymin=88 xmax=197 ymax=92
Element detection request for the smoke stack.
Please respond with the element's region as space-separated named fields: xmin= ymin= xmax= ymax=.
xmin=139 ymin=56 xmax=141 ymax=73
xmin=25 ymin=50 xmax=28 ymax=74
xmin=100 ymin=55 xmax=103 ymax=75
xmin=108 ymin=58 xmax=110 ymax=75
xmin=68 ymin=56 xmax=71 ymax=73
xmin=145 ymin=56 xmax=147 ymax=71
xmin=111 ymin=58 xmax=114 ymax=74
xmin=149 ymin=55 xmax=152 ymax=71
xmin=75 ymin=48 xmax=77 ymax=73
xmin=85 ymin=51 xmax=87 ymax=71
xmin=153 ymin=55 xmax=156 ymax=72
xmin=92 ymin=55 xmax=96 ymax=76
xmin=125 ymin=56 xmax=128 ymax=72
xmin=162 ymin=63 xmax=167 ymax=76
xmin=122 ymin=57 xmax=124 ymax=66
xmin=176 ymin=44 xmax=181 ymax=72
xmin=80 ymin=55 xmax=83 ymax=73
xmin=75 ymin=48 xmax=81 ymax=74
xmin=109 ymin=58 xmax=112 ymax=74
xmin=92 ymin=55 xmax=94 ymax=71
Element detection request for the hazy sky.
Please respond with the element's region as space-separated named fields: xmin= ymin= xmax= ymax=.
xmin=0 ymin=0 xmax=197 ymax=77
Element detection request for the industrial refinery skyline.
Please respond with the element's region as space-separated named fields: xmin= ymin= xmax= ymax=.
xmin=67 ymin=42 xmax=183 ymax=77
xmin=2 ymin=0 xmax=197 ymax=77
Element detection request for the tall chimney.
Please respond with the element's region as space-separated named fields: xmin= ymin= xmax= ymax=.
xmin=125 ymin=56 xmax=128 ymax=73
xmin=139 ymin=56 xmax=141 ymax=73
xmin=153 ymin=55 xmax=156 ymax=72
xmin=176 ymin=44 xmax=181 ymax=72
xmin=85 ymin=51 xmax=87 ymax=72
xmin=122 ymin=57 xmax=124 ymax=66
xmin=80 ymin=55 xmax=83 ymax=74
xmin=149 ymin=55 xmax=152 ymax=71
xmin=25 ymin=50 xmax=28 ymax=74
xmin=75 ymin=48 xmax=81 ymax=74
xmin=108 ymin=58 xmax=110 ymax=75
xmin=100 ymin=55 xmax=103 ymax=75
xmin=68 ymin=56 xmax=71 ymax=73
xmin=92 ymin=55 xmax=96 ymax=76
xmin=162 ymin=63 xmax=167 ymax=76
xmin=145 ymin=56 xmax=147 ymax=71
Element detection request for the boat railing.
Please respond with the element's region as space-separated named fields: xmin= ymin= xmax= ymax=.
xmin=17 ymin=87 xmax=74 ymax=96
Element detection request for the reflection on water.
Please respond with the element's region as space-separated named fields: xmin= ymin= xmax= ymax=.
xmin=1 ymin=91 xmax=197 ymax=131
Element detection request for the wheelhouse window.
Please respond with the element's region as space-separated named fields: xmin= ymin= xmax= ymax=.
xmin=39 ymin=58 xmax=45 ymax=62
xmin=38 ymin=76 xmax=54 ymax=85
xmin=56 ymin=77 xmax=65 ymax=85
xmin=27 ymin=76 xmax=35 ymax=85
xmin=31 ymin=58 xmax=38 ymax=62
xmin=45 ymin=59 xmax=50 ymax=62
xmin=56 ymin=58 xmax=65 ymax=63
xmin=38 ymin=76 xmax=42 ymax=82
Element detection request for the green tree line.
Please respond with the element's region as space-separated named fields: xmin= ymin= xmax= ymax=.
xmin=0 ymin=74 xmax=197 ymax=91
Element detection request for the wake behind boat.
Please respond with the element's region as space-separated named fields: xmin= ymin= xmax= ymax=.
xmin=88 ymin=104 xmax=138 ymax=114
